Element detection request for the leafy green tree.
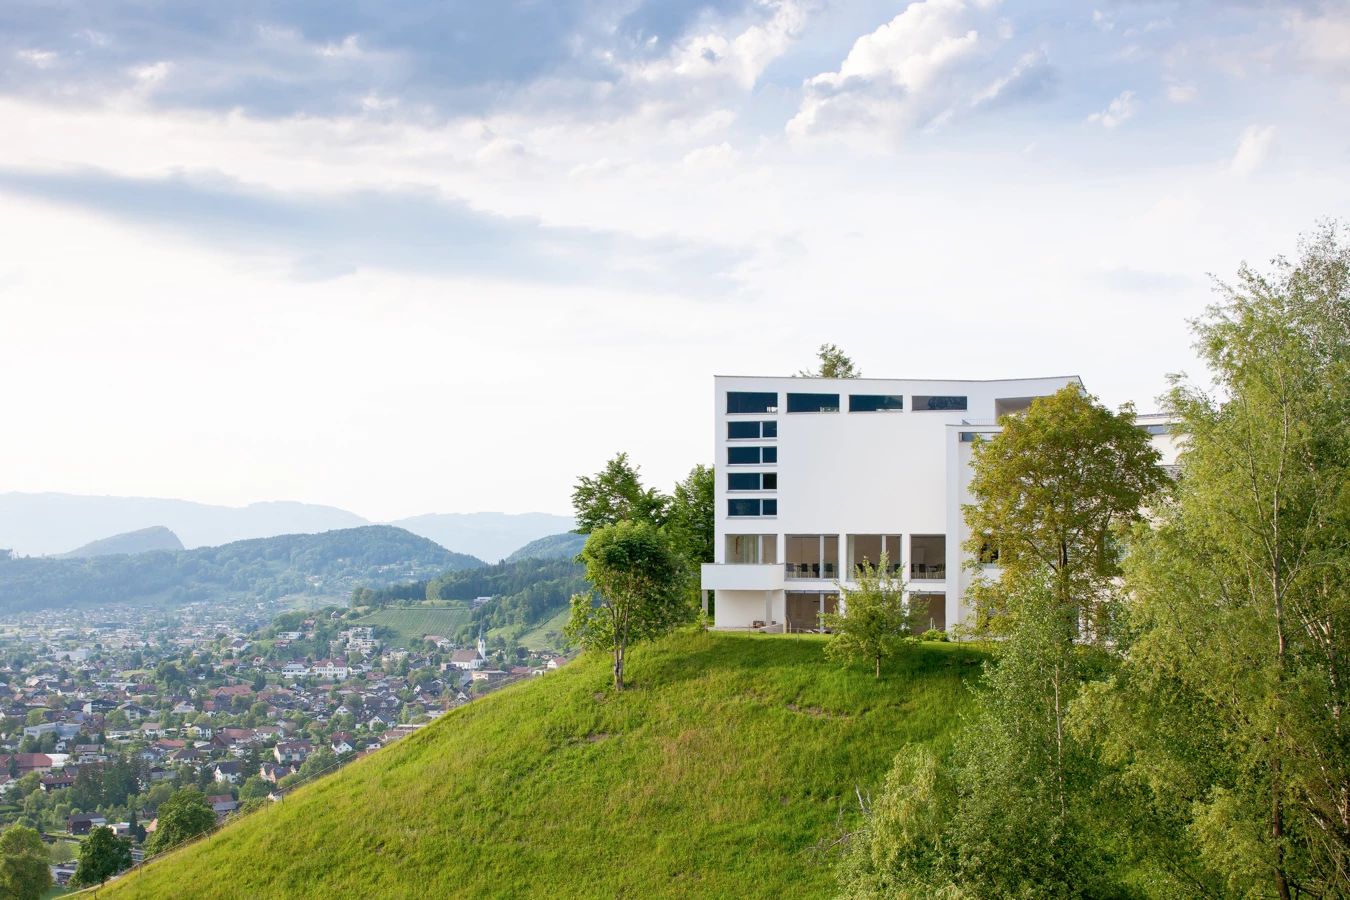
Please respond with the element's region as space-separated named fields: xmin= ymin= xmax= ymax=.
xmin=821 ymin=555 xmax=919 ymax=678
xmin=565 ymin=521 xmax=691 ymax=691
xmin=238 ymin=776 xmax=270 ymax=801
xmin=71 ymin=825 xmax=132 ymax=887
xmin=0 ymin=825 xmax=52 ymax=900
xmin=963 ymin=383 xmax=1168 ymax=640
xmin=797 ymin=343 xmax=859 ymax=378
xmin=144 ymin=789 xmax=215 ymax=855
xmin=570 ymin=453 xmax=669 ymax=534
xmin=1087 ymin=223 xmax=1350 ymax=899
xmin=665 ymin=464 xmax=715 ymax=567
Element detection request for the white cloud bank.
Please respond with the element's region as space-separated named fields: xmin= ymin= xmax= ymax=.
xmin=1086 ymin=90 xmax=1138 ymax=128
xmin=1229 ymin=124 xmax=1275 ymax=176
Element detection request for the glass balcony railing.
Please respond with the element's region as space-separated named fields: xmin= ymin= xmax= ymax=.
xmin=784 ymin=562 xmax=837 ymax=580
xmin=910 ymin=563 xmax=946 ymax=580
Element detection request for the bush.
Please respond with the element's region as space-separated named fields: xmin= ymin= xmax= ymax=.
xmin=920 ymin=629 xmax=949 ymax=642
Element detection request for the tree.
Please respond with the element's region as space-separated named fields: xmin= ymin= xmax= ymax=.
xmin=1091 ymin=223 xmax=1350 ymax=899
xmin=144 ymin=789 xmax=216 ymax=855
xmin=797 ymin=343 xmax=859 ymax=378
xmin=821 ymin=555 xmax=919 ymax=678
xmin=71 ymin=825 xmax=132 ymax=887
xmin=239 ymin=776 xmax=270 ymax=801
xmin=0 ymin=825 xmax=52 ymax=900
xmin=963 ymin=382 xmax=1168 ymax=640
xmin=564 ymin=521 xmax=692 ymax=691
xmin=570 ymin=453 xmax=669 ymax=534
xmin=664 ymin=464 xmax=715 ymax=567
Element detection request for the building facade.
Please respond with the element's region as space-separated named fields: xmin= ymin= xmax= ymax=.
xmin=699 ymin=375 xmax=1179 ymax=633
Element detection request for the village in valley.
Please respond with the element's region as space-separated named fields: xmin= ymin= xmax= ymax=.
xmin=0 ymin=602 xmax=567 ymax=884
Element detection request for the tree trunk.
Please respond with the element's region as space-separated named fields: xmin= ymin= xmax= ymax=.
xmin=875 ymin=655 xmax=881 ymax=679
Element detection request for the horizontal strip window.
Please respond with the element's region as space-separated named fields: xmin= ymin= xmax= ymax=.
xmin=959 ymin=431 xmax=997 ymax=442
xmin=913 ymin=395 xmax=968 ymax=411
xmin=727 ymin=446 xmax=778 ymax=466
xmin=728 ymin=420 xmax=778 ymax=440
xmin=787 ymin=392 xmax=840 ymax=413
xmin=727 ymin=472 xmax=777 ymax=491
xmin=727 ymin=392 xmax=778 ymax=415
xmin=1140 ymin=424 xmax=1172 ymax=435
xmin=728 ymin=499 xmax=778 ymax=517
xmin=849 ymin=394 xmax=904 ymax=412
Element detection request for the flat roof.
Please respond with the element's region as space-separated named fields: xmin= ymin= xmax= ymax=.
xmin=713 ymin=374 xmax=1085 ymax=384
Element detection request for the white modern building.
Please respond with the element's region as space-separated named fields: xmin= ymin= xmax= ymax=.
xmin=699 ymin=375 xmax=1179 ymax=634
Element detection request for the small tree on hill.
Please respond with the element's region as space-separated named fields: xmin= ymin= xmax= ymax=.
xmin=71 ymin=825 xmax=132 ymax=888
xmin=570 ymin=453 xmax=669 ymax=534
xmin=822 ymin=554 xmax=919 ymax=678
xmin=144 ymin=789 xmax=216 ymax=854
xmin=565 ymin=521 xmax=692 ymax=691
xmin=0 ymin=825 xmax=52 ymax=900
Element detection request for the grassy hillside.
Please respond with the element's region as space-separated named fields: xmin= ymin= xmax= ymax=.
xmin=102 ymin=631 xmax=984 ymax=900
xmin=503 ymin=531 xmax=587 ymax=562
xmin=0 ymin=525 xmax=483 ymax=613
xmin=351 ymin=606 xmax=475 ymax=644
xmin=488 ymin=605 xmax=571 ymax=651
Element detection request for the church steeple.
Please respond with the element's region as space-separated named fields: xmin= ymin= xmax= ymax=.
xmin=477 ymin=626 xmax=486 ymax=658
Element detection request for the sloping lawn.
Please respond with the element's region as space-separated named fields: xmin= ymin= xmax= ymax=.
xmin=102 ymin=631 xmax=984 ymax=900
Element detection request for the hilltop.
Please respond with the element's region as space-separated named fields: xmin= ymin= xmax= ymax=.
xmin=101 ymin=631 xmax=983 ymax=900
xmin=0 ymin=492 xmax=572 ymax=560
xmin=0 ymin=525 xmax=483 ymax=614
xmin=58 ymin=525 xmax=184 ymax=558
xmin=503 ymin=531 xmax=586 ymax=562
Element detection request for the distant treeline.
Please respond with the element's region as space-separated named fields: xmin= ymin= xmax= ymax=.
xmin=0 ymin=526 xmax=482 ymax=613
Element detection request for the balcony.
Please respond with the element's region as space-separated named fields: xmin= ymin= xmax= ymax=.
xmin=910 ymin=562 xmax=946 ymax=581
xmin=701 ymin=563 xmax=785 ymax=591
xmin=784 ymin=562 xmax=837 ymax=580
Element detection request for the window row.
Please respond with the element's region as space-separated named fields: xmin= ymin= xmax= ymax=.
xmin=728 ymin=472 xmax=776 ymax=491
xmin=727 ymin=391 xmax=968 ymax=415
xmin=728 ymin=498 xmax=778 ymax=517
xmin=728 ymin=446 xmax=777 ymax=465
xmin=721 ymin=533 xmax=947 ymax=580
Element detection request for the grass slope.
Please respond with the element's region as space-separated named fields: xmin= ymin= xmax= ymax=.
xmin=104 ymin=632 xmax=984 ymax=900
xmin=488 ymin=605 xmax=571 ymax=651
xmin=351 ymin=607 xmax=475 ymax=644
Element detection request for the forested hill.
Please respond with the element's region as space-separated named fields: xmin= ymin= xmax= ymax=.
xmin=0 ymin=526 xmax=483 ymax=614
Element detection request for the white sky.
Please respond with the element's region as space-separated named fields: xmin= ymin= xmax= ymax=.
xmin=1 ymin=0 xmax=1348 ymax=521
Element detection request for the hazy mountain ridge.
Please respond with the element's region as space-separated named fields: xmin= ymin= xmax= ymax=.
xmin=0 ymin=492 xmax=574 ymax=561
xmin=0 ymin=525 xmax=483 ymax=614
xmin=58 ymin=525 xmax=184 ymax=559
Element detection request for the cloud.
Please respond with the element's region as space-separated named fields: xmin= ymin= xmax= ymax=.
xmin=1165 ymin=81 xmax=1198 ymax=102
xmin=1228 ymin=124 xmax=1274 ymax=175
xmin=1086 ymin=90 xmax=1137 ymax=128
xmin=0 ymin=166 xmax=744 ymax=293
xmin=679 ymin=142 xmax=741 ymax=172
xmin=787 ymin=0 xmax=1051 ymax=140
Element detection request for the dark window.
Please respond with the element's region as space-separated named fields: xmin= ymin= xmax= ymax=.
xmin=787 ymin=393 xmax=841 ymax=413
xmin=913 ymin=395 xmax=968 ymax=411
xmin=728 ymin=499 xmax=761 ymax=517
xmin=762 ymin=420 xmax=778 ymax=438
xmin=849 ymin=394 xmax=904 ymax=412
xmin=762 ymin=473 xmax=777 ymax=490
xmin=728 ymin=447 xmax=760 ymax=465
xmin=727 ymin=392 xmax=778 ymax=414
xmin=762 ymin=499 xmax=778 ymax=516
xmin=728 ymin=421 xmax=760 ymax=440
xmin=1141 ymin=423 xmax=1172 ymax=435
xmin=728 ymin=473 xmax=761 ymax=491
xmin=960 ymin=432 xmax=993 ymax=442
xmin=762 ymin=446 xmax=778 ymax=464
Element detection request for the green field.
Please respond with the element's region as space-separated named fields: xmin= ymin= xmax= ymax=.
xmin=100 ymin=630 xmax=984 ymax=900
xmin=350 ymin=607 xmax=474 ymax=644
xmin=487 ymin=606 xmax=571 ymax=652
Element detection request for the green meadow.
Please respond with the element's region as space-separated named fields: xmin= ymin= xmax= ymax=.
xmin=101 ymin=631 xmax=985 ymax=900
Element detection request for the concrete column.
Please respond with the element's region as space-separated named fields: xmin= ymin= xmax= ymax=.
xmin=701 ymin=590 xmax=709 ymax=614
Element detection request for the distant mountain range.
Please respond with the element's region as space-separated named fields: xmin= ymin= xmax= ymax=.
xmin=0 ymin=525 xmax=482 ymax=614
xmin=59 ymin=525 xmax=185 ymax=559
xmin=0 ymin=492 xmax=574 ymax=562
